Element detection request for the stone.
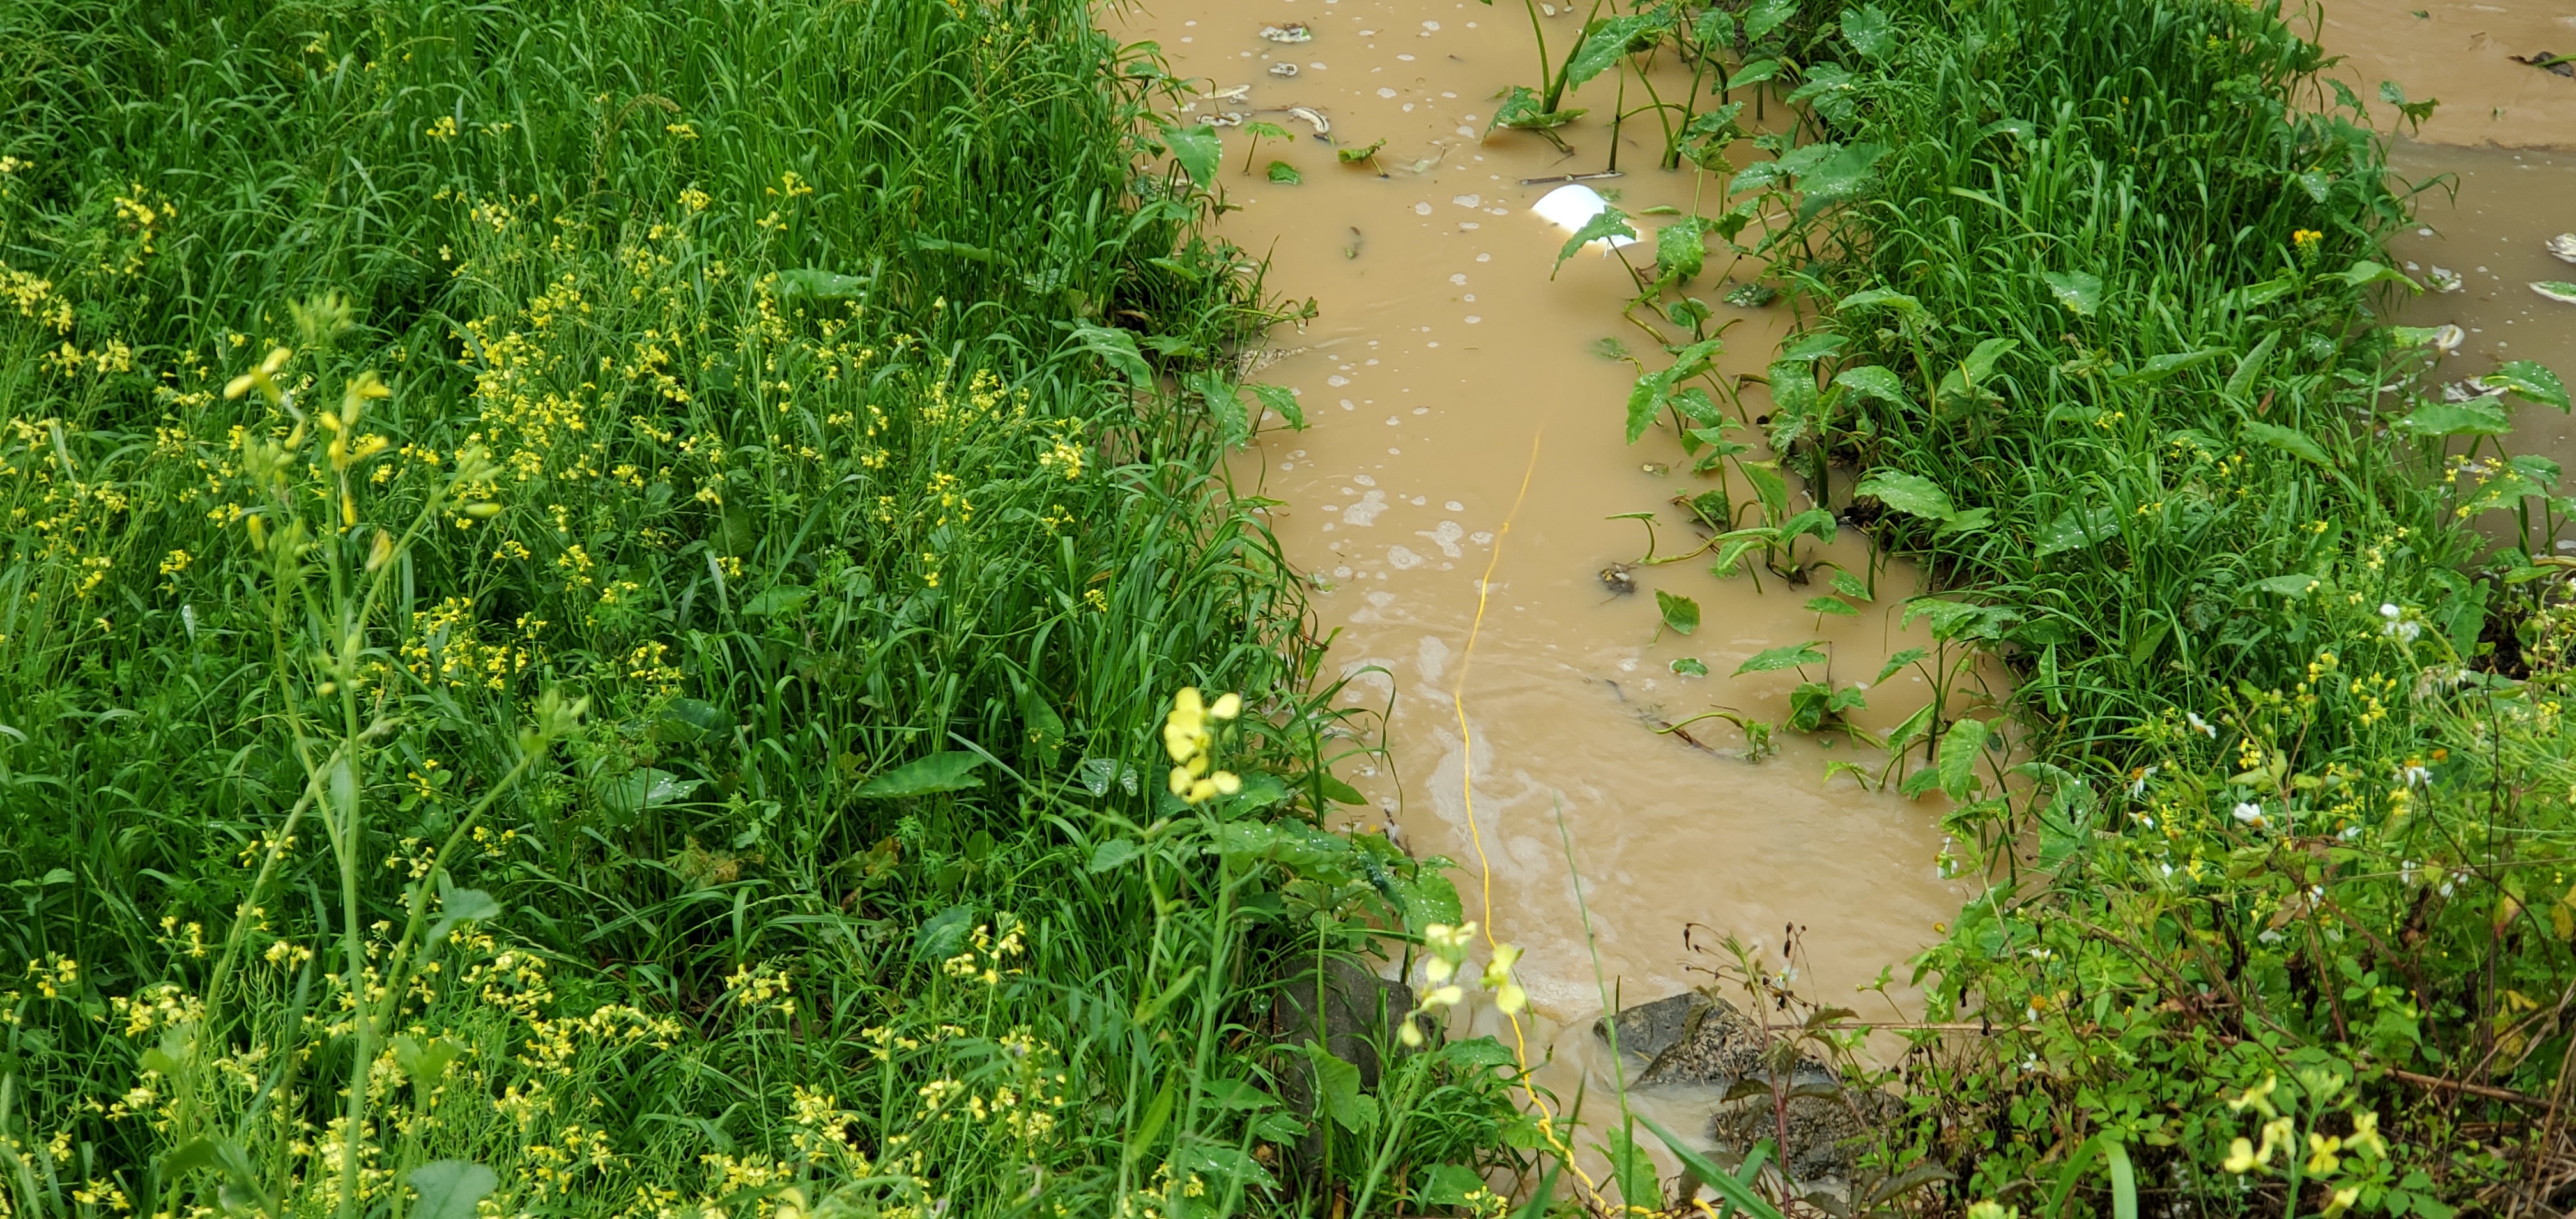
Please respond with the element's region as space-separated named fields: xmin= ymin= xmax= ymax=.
xmin=1595 ymin=991 xmax=1897 ymax=1184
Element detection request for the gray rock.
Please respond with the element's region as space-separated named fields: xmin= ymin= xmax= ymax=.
xmin=1710 ymin=1089 xmax=1905 ymax=1184
xmin=1592 ymin=990 xmax=1830 ymax=1090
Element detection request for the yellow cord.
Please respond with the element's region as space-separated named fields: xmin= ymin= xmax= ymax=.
xmin=1450 ymin=426 xmax=1604 ymax=1202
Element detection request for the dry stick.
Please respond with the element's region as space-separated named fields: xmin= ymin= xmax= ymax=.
xmin=2384 ymin=1068 xmax=2552 ymax=1107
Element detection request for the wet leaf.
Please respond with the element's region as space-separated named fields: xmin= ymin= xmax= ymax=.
xmin=1656 ymin=217 xmax=1706 ymax=281
xmin=1836 ymin=286 xmax=1922 ymax=315
xmin=1266 ymin=160 xmax=1303 ymax=185
xmin=1936 ymin=717 xmax=1989 ymax=799
xmin=1493 ymin=86 xmax=1584 ymax=131
xmin=857 ymin=751 xmax=986 ymax=797
xmin=742 ymin=583 xmax=809 ymax=615
xmin=1567 ymin=14 xmax=1660 ymax=89
xmin=1741 ymin=0 xmax=1797 ymax=43
xmin=1833 ymin=365 xmax=1910 ymax=408
xmin=2252 ymin=572 xmax=2324 ymax=597
xmin=1337 ymin=138 xmax=1388 ymax=163
xmin=1420 ymin=1165 xmax=1491 ymax=1208
xmin=1805 ymin=595 xmax=1859 ymax=617
xmin=1832 ymin=571 xmax=1869 ymax=600
xmin=1735 ymin=641 xmax=1825 ymax=675
xmin=1671 ymin=657 xmax=1710 ymax=677
xmin=1727 ymin=57 xmax=1784 ymax=88
xmin=1840 ymin=4 xmax=1897 ymax=59
xmin=1776 ymin=331 xmax=1846 ymax=363
xmin=2478 ymin=360 xmax=2571 ymax=411
xmin=2334 ymin=260 xmax=2419 ymax=291
xmin=1236 ymin=383 xmax=1301 ymax=431
xmin=1071 ymin=322 xmax=1152 ymax=383
xmin=2120 ymin=347 xmax=2225 ymax=383
xmin=2397 ymin=397 xmax=2511 ymax=437
xmin=1854 ymin=470 xmax=1953 ymax=520
xmin=1874 ymin=647 xmax=1927 ymax=684
xmin=2034 ymin=505 xmax=2120 ymax=557
xmin=1656 ymin=590 xmax=1700 ymax=635
xmin=773 ymin=268 xmax=870 ymax=299
xmin=1554 ymin=206 xmax=1636 ymax=275
xmin=1160 ymin=121 xmax=1222 ymax=186
xmin=1089 ymin=839 xmax=1143 ymax=872
xmin=1305 ymin=1043 xmax=1366 ymax=1131
xmin=2040 ymin=270 xmax=2103 ymax=316
xmin=425 ymin=886 xmax=499 ymax=948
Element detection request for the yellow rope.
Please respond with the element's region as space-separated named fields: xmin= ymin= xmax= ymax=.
xmin=1450 ymin=426 xmax=1604 ymax=1203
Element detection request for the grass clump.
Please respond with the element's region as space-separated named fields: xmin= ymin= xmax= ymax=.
xmin=0 ymin=1 xmax=1531 ymax=1216
xmin=1558 ymin=0 xmax=2576 ymax=1207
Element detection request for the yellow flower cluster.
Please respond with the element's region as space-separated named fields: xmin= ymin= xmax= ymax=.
xmin=1162 ymin=687 xmax=1242 ymax=803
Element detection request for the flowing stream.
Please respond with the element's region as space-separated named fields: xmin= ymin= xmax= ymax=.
xmin=1114 ymin=0 xmax=2576 ymax=1181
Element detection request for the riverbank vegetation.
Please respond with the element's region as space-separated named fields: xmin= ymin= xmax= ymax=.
xmin=0 ymin=2 xmax=1531 ymax=1216
xmin=1570 ymin=0 xmax=2576 ymax=1208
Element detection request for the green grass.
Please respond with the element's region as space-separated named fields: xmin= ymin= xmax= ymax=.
xmin=0 ymin=1 xmax=1529 ymax=1216
xmin=1546 ymin=0 xmax=2576 ymax=1207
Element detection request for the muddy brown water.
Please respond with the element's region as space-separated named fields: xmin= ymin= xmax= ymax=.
xmin=1110 ymin=0 xmax=2575 ymax=1188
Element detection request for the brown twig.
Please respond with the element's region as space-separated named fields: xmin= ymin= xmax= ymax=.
xmin=2386 ymin=1068 xmax=2553 ymax=1107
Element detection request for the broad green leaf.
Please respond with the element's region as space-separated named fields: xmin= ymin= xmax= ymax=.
xmin=1655 ymin=218 xmax=1706 ymax=281
xmin=1266 ymin=160 xmax=1303 ymax=184
xmin=1338 ymin=138 xmax=1389 ymax=162
xmin=1961 ymin=336 xmax=2017 ymax=383
xmin=1671 ymin=657 xmax=1710 ymax=677
xmin=2225 ymin=332 xmax=2280 ymax=402
xmin=773 ymin=268 xmax=870 ymax=299
xmin=1776 ymin=331 xmax=1846 ymax=363
xmin=2252 ymin=572 xmax=2324 ymax=597
xmin=1420 ymin=1165 xmax=1492 ymax=1208
xmin=1936 ymin=717 xmax=1989 ymax=799
xmin=2241 ymin=420 xmax=2331 ymax=466
xmin=742 ymin=583 xmax=809 ymax=616
xmin=1785 ymin=67 xmax=1865 ymax=128
xmin=2122 ymin=347 xmax=2225 ymax=383
xmin=425 ymin=887 xmax=500 ymax=948
xmin=1492 ymin=86 xmax=1584 ymax=131
xmin=1739 ymin=460 xmax=1788 ymax=520
xmin=1656 ymin=590 xmax=1700 ymax=635
xmin=1691 ymin=6 xmax=1737 ymax=48
xmin=2034 ymin=505 xmax=2119 ymax=558
xmin=1072 ymin=323 xmax=1153 ymax=384
xmin=1835 ymin=286 xmax=1922 ymax=315
xmin=2223 ymin=275 xmax=2301 ymax=310
xmin=1556 ymin=207 xmax=1637 ymax=275
xmin=2039 ymin=270 xmax=2103 ymax=317
xmin=2395 ymin=397 xmax=2511 ymax=437
xmin=2478 ymin=360 xmax=2571 ymax=411
xmin=1728 ymin=141 xmax=1836 ymax=197
xmin=1088 ymin=839 xmax=1143 ymax=872
xmin=1833 ymin=365 xmax=1909 ymax=408
xmin=1854 ymin=470 xmax=1954 ymax=520
xmin=1741 ymin=0 xmax=1798 ymax=43
xmin=409 ymin=1162 xmax=499 ymax=1219
xmin=1244 ymin=120 xmax=1292 ymax=141
xmin=1805 ymin=595 xmax=1859 ymax=617
xmin=1727 ymin=57 xmax=1784 ymax=88
xmin=1250 ymin=383 xmax=1306 ymax=429
xmin=1160 ymin=122 xmax=1222 ymax=187
xmin=1874 ymin=647 xmax=1926 ymax=684
xmin=1840 ymin=4 xmax=1897 ymax=59
xmin=1305 ymin=1043 xmax=1366 ymax=1131
xmin=1735 ymin=641 xmax=1826 ymax=675
xmin=1565 ymin=15 xmax=1660 ymax=89
xmin=1831 ymin=571 xmax=1870 ymax=600
xmin=2334 ymin=260 xmax=2419 ymax=291
xmin=857 ymin=751 xmax=986 ymax=797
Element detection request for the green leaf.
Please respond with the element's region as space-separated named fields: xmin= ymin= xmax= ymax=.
xmin=2039 ymin=270 xmax=2104 ymax=317
xmin=425 ymin=887 xmax=500 ymax=949
xmin=1088 ymin=839 xmax=1144 ymax=873
xmin=1555 ymin=207 xmax=1636 ymax=275
xmin=2252 ymin=572 xmax=2324 ymax=597
xmin=1244 ymin=120 xmax=1292 ymax=141
xmin=1854 ymin=470 xmax=1954 ymax=521
xmin=2478 ymin=360 xmax=2571 ymax=411
xmin=1735 ymin=641 xmax=1825 ymax=675
xmin=1419 ymin=1164 xmax=1491 ymax=1208
xmin=1160 ymin=122 xmax=1222 ymax=186
xmin=1835 ymin=286 xmax=1922 ymax=315
xmin=1739 ymin=460 xmax=1788 ymax=520
xmin=2122 ymin=347 xmax=2225 ymax=383
xmin=1565 ymin=14 xmax=1659 ymax=89
xmin=1250 ymin=383 xmax=1305 ymax=429
xmin=1833 ymin=365 xmax=1910 ymax=408
xmin=408 ymin=1162 xmax=499 ymax=1219
xmin=1655 ymin=218 xmax=1706 ymax=281
xmin=1250 ymin=1111 xmax=1307 ymax=1142
xmin=1656 ymin=590 xmax=1700 ymax=635
xmin=1338 ymin=138 xmax=1389 ymax=162
xmin=1305 ymin=1043 xmax=1366 ymax=1131
xmin=1493 ymin=86 xmax=1584 ymax=131
xmin=1266 ymin=160 xmax=1303 ymax=185
xmin=1634 ymin=1114 xmax=1789 ymax=1219
xmin=1840 ymin=4 xmax=1897 ymax=59
xmin=857 ymin=751 xmax=986 ymax=797
xmin=1727 ymin=57 xmax=1784 ymax=88
xmin=1936 ymin=717 xmax=1989 ymax=799
xmin=2034 ymin=505 xmax=2119 ymax=558
xmin=1831 ymin=571 xmax=1870 ymax=600
xmin=1315 ymin=770 xmax=1368 ymax=805
xmin=2334 ymin=260 xmax=2419 ymax=291
xmin=1805 ymin=595 xmax=1859 ymax=617
xmin=2241 ymin=420 xmax=2331 ymax=466
xmin=2395 ymin=397 xmax=2511 ymax=437
xmin=2225 ymin=332 xmax=2280 ymax=402
xmin=390 ymin=1034 xmax=464 ymax=1087
xmin=742 ymin=583 xmax=809 ymax=616
xmin=1670 ymin=657 xmax=1709 ymax=677
xmin=1776 ymin=331 xmax=1846 ymax=363
xmin=772 ymin=268 xmax=870 ymax=299
xmin=1741 ymin=0 xmax=1798 ymax=42
xmin=1071 ymin=322 xmax=1153 ymax=384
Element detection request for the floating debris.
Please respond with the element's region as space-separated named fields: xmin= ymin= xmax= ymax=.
xmin=1268 ymin=63 xmax=1300 ymax=77
xmin=1202 ymin=112 xmax=1246 ymax=127
xmin=2510 ymin=50 xmax=2575 ymax=78
xmin=1598 ymin=563 xmax=1637 ymax=595
xmin=1639 ymin=461 xmax=1669 ymax=475
xmin=1258 ymin=22 xmax=1312 ymax=42
xmin=2431 ymin=323 xmax=2465 ymax=354
xmin=2550 ymin=233 xmax=2576 ymax=264
xmin=1286 ymin=105 xmax=1331 ymax=136
xmin=2534 ymin=280 xmax=2576 ymax=305
xmin=1519 ymin=171 xmax=1623 ymax=187
xmin=2441 ymin=379 xmax=2483 ymax=403
xmin=1531 ymin=183 xmax=1639 ymax=247
xmin=1210 ymin=83 xmax=1252 ymax=102
xmin=1724 ymin=282 xmax=1779 ymax=308
xmin=2428 ymin=265 xmax=2463 ymax=293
